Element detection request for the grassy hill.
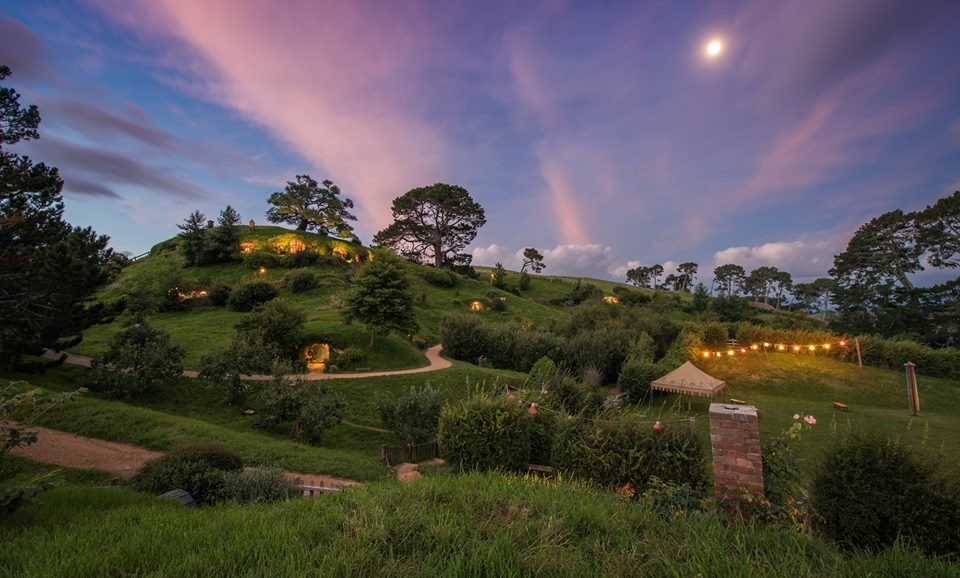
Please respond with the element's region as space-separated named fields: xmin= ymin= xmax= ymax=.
xmin=2 ymin=473 xmax=955 ymax=576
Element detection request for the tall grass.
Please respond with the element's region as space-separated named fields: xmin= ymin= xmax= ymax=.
xmin=1 ymin=473 xmax=954 ymax=577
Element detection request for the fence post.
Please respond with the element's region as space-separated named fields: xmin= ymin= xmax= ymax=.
xmin=709 ymin=403 xmax=764 ymax=514
xmin=689 ymin=416 xmax=697 ymax=436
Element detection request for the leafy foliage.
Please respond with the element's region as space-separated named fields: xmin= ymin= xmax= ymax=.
xmin=133 ymin=443 xmax=244 ymax=506
xmin=199 ymin=332 xmax=283 ymax=404
xmin=812 ymin=435 xmax=960 ymax=557
xmin=376 ymin=385 xmax=445 ymax=443
xmin=342 ymin=250 xmax=417 ymax=345
xmin=437 ymin=393 xmax=532 ymax=471
xmin=372 ymin=183 xmax=486 ymax=268
xmin=226 ymin=282 xmax=278 ymax=312
xmin=521 ymin=247 xmax=545 ymax=274
xmin=84 ymin=320 xmax=185 ymax=399
xmin=266 ymin=174 xmax=357 ymax=237
xmin=236 ymin=299 xmax=306 ymax=359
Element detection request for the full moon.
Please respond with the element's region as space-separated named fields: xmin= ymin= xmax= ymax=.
xmin=705 ymin=39 xmax=723 ymax=58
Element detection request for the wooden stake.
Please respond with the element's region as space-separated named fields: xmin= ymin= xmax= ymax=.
xmin=689 ymin=416 xmax=697 ymax=436
xmin=855 ymin=337 xmax=862 ymax=368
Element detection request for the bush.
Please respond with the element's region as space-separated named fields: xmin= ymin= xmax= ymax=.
xmin=133 ymin=443 xmax=244 ymax=506
xmin=376 ymin=386 xmax=444 ymax=443
xmin=553 ymin=417 xmax=707 ymax=492
xmin=438 ymin=394 xmax=532 ymax=471
xmin=286 ymin=271 xmax=317 ymax=293
xmin=849 ymin=335 xmax=960 ymax=379
xmin=244 ymin=251 xmax=281 ymax=270
xmin=282 ymin=250 xmax=319 ymax=268
xmin=84 ymin=320 xmax=185 ymax=399
xmin=208 ymin=283 xmax=231 ymax=306
xmin=617 ymin=358 xmax=660 ymax=404
xmin=419 ymin=267 xmax=459 ymax=288
xmin=761 ymin=435 xmax=805 ymax=527
xmin=222 ymin=467 xmax=295 ymax=504
xmin=528 ymin=356 xmax=558 ymax=387
xmin=528 ymin=410 xmax=557 ymax=466
xmin=335 ymin=347 xmax=365 ymax=370
xmin=236 ymin=299 xmax=305 ymax=357
xmin=227 ymin=282 xmax=278 ymax=312
xmin=490 ymin=297 xmax=507 ymax=312
xmin=296 ymin=388 xmax=347 ymax=446
xmin=518 ymin=271 xmax=531 ymax=290
xmin=641 ymin=477 xmax=710 ymax=519
xmin=261 ymin=375 xmax=308 ymax=425
xmin=562 ymin=329 xmax=633 ymax=382
xmin=199 ymin=333 xmax=283 ymax=404
xmin=812 ymin=435 xmax=960 ymax=556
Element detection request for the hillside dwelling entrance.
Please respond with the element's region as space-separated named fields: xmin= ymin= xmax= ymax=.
xmin=304 ymin=343 xmax=331 ymax=372
xmin=469 ymin=300 xmax=485 ymax=312
xmin=240 ymin=242 xmax=255 ymax=254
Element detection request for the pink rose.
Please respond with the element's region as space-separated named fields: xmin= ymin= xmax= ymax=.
xmin=804 ymin=415 xmax=816 ymax=425
xmin=793 ymin=414 xmax=800 ymax=421
xmin=528 ymin=403 xmax=538 ymax=415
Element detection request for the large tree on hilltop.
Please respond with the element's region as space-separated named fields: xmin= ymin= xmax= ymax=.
xmin=521 ymin=247 xmax=546 ymax=274
xmin=266 ymin=174 xmax=357 ymax=238
xmin=675 ymin=262 xmax=698 ymax=293
xmin=918 ymin=190 xmax=960 ymax=269
xmin=0 ymin=65 xmax=112 ymax=365
xmin=712 ymin=263 xmax=746 ymax=297
xmin=372 ymin=183 xmax=486 ymax=269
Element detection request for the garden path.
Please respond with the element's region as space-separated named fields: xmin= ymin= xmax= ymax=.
xmin=11 ymin=425 xmax=362 ymax=488
xmin=42 ymin=344 xmax=452 ymax=381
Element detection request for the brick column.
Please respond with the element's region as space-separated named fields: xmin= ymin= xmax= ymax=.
xmin=709 ymin=403 xmax=763 ymax=500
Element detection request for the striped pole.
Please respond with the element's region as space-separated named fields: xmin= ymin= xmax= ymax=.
xmin=904 ymin=362 xmax=919 ymax=416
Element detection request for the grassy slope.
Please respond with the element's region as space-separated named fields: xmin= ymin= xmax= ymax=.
xmin=1 ymin=473 xmax=955 ymax=577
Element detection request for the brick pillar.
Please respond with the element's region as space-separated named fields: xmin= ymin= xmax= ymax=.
xmin=709 ymin=403 xmax=764 ymax=500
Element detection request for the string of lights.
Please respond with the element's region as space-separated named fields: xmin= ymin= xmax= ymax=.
xmin=699 ymin=338 xmax=850 ymax=359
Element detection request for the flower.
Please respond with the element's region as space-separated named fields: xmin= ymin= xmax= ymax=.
xmin=528 ymin=403 xmax=538 ymax=415
xmin=652 ymin=421 xmax=663 ymax=432
xmin=793 ymin=414 xmax=800 ymax=421
xmin=507 ymin=393 xmax=516 ymax=402
xmin=803 ymin=415 xmax=816 ymax=425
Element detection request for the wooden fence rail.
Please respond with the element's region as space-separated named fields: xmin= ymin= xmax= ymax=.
xmin=380 ymin=441 xmax=438 ymax=466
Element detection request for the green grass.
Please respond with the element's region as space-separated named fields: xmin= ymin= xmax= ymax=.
xmin=0 ymin=455 xmax=120 ymax=489
xmin=1 ymin=472 xmax=955 ymax=577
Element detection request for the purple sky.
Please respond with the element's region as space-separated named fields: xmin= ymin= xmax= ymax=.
xmin=2 ymin=1 xmax=958 ymax=283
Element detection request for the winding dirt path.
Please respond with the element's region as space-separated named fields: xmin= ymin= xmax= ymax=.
xmin=11 ymin=425 xmax=361 ymax=489
xmin=42 ymin=344 xmax=452 ymax=381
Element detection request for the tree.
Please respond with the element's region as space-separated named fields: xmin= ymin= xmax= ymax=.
xmin=918 ymin=190 xmax=960 ymax=269
xmin=491 ymin=262 xmax=507 ymax=288
xmin=831 ymin=209 xmax=922 ymax=294
xmin=692 ymin=282 xmax=709 ymax=312
xmin=204 ymin=205 xmax=241 ymax=263
xmin=648 ymin=264 xmax=664 ymax=289
xmin=177 ymin=210 xmax=207 ymax=266
xmin=626 ymin=266 xmax=650 ymax=288
xmin=676 ymin=262 xmax=698 ymax=293
xmin=663 ymin=273 xmax=681 ymax=292
xmin=372 ymin=183 xmax=486 ymax=269
xmin=1 ymin=66 xmax=112 ymax=366
xmin=712 ymin=264 xmax=746 ymax=297
xmin=745 ymin=266 xmax=778 ymax=304
xmin=266 ymin=174 xmax=356 ymax=237
xmin=521 ymin=248 xmax=546 ymax=274
xmin=343 ymin=250 xmax=417 ymax=346
xmin=771 ymin=270 xmax=793 ymax=310
xmin=375 ymin=385 xmax=444 ymax=443
xmin=84 ymin=320 xmax=185 ymax=399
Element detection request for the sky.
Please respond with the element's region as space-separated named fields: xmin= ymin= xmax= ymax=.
xmin=2 ymin=0 xmax=959 ymax=283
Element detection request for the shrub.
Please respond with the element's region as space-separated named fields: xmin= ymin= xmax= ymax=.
xmin=518 ymin=271 xmax=531 ymax=290
xmin=581 ymin=366 xmax=603 ymax=388
xmin=641 ymin=477 xmax=710 ymax=519
xmin=849 ymin=335 xmax=960 ymax=380
xmin=222 ymin=467 xmax=295 ymax=504
xmin=553 ymin=417 xmax=708 ymax=492
xmin=812 ymin=435 xmax=960 ymax=556
xmin=528 ymin=410 xmax=557 ymax=466
xmin=282 ymin=250 xmax=319 ymax=268
xmin=244 ymin=251 xmax=281 ymax=270
xmin=438 ymin=394 xmax=532 ymax=471
xmin=198 ymin=333 xmax=282 ymax=404
xmin=84 ymin=320 xmax=185 ymax=399
xmin=227 ymin=282 xmax=278 ymax=312
xmin=296 ymin=388 xmax=347 ymax=445
xmin=701 ymin=321 xmax=729 ymax=348
xmin=133 ymin=443 xmax=243 ymax=506
xmin=528 ymin=356 xmax=558 ymax=387
xmin=439 ymin=315 xmax=490 ymax=364
xmin=761 ymin=435 xmax=805 ymax=527
xmin=236 ymin=299 xmax=305 ymax=357
xmin=376 ymin=386 xmax=444 ymax=443
xmin=490 ymin=297 xmax=507 ymax=312
xmin=548 ymin=376 xmax=589 ymax=416
xmin=261 ymin=375 xmax=308 ymax=426
xmin=617 ymin=358 xmax=660 ymax=404
xmin=419 ymin=267 xmax=459 ymax=288
xmin=208 ymin=283 xmax=231 ymax=306
xmin=335 ymin=347 xmax=365 ymax=370
xmin=286 ymin=271 xmax=317 ymax=293
xmin=562 ymin=329 xmax=632 ymax=382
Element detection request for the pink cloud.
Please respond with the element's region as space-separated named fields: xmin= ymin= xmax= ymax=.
xmin=94 ymin=0 xmax=450 ymax=235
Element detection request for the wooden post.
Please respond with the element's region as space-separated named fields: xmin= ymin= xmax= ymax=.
xmin=855 ymin=337 xmax=862 ymax=368
xmin=689 ymin=416 xmax=697 ymax=436
xmin=904 ymin=362 xmax=920 ymax=416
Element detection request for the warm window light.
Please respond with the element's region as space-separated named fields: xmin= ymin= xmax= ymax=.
xmin=602 ymin=295 xmax=619 ymax=304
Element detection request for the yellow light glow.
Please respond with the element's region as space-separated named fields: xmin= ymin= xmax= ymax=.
xmin=839 ymin=340 xmax=847 ymax=347
xmin=469 ymin=300 xmax=485 ymax=312
xmin=740 ymin=348 xmax=747 ymax=353
xmin=603 ymin=295 xmax=619 ymax=304
xmin=258 ymin=266 xmax=267 ymax=275
xmin=808 ymin=345 xmax=816 ymax=351
xmin=715 ymin=352 xmax=722 ymax=357
xmin=750 ymin=344 xmax=759 ymax=350
xmin=703 ymin=352 xmax=711 ymax=358
xmin=763 ymin=342 xmax=771 ymax=348
xmin=793 ymin=345 xmax=801 ymax=352
xmin=727 ymin=350 xmax=735 ymax=356
xmin=705 ymin=39 xmax=723 ymax=58
xmin=823 ymin=344 xmax=831 ymax=350
xmin=777 ymin=344 xmax=785 ymax=351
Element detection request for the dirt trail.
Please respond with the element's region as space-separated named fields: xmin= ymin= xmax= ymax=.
xmin=42 ymin=344 xmax=452 ymax=381
xmin=11 ymin=425 xmax=362 ymax=488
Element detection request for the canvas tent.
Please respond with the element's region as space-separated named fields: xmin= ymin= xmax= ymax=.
xmin=651 ymin=361 xmax=726 ymax=397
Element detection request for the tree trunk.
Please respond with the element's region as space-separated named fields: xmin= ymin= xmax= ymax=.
xmin=370 ymin=332 xmax=376 ymax=347
xmin=297 ymin=220 xmax=308 ymax=231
